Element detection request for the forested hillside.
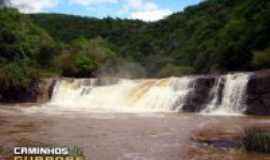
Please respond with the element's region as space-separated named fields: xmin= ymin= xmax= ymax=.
xmin=31 ymin=0 xmax=270 ymax=75
xmin=0 ymin=0 xmax=270 ymax=100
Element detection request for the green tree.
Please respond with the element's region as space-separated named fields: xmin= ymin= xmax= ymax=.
xmin=252 ymin=48 xmax=270 ymax=68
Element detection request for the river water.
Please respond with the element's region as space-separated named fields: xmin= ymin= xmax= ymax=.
xmin=1 ymin=105 xmax=270 ymax=160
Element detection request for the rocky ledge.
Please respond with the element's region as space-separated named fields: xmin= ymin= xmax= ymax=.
xmin=0 ymin=79 xmax=56 ymax=104
xmin=246 ymin=70 xmax=270 ymax=115
xmin=182 ymin=69 xmax=270 ymax=115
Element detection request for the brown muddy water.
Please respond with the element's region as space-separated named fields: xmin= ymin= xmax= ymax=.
xmin=1 ymin=105 xmax=270 ymax=160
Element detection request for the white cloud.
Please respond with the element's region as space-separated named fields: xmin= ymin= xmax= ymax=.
xmin=10 ymin=0 xmax=58 ymax=13
xmin=9 ymin=0 xmax=172 ymax=21
xmin=69 ymin=0 xmax=118 ymax=6
xmin=125 ymin=0 xmax=143 ymax=9
xmin=130 ymin=8 xmax=172 ymax=21
xmin=124 ymin=0 xmax=172 ymax=21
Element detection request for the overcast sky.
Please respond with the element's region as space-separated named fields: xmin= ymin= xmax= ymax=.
xmin=9 ymin=0 xmax=202 ymax=21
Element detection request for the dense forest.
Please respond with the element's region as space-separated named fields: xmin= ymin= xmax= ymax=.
xmin=0 ymin=0 xmax=270 ymax=99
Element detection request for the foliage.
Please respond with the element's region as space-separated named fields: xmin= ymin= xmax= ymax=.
xmin=0 ymin=0 xmax=270 ymax=99
xmin=252 ymin=48 xmax=270 ymax=68
xmin=0 ymin=62 xmax=39 ymax=92
xmin=55 ymin=37 xmax=115 ymax=77
xmin=0 ymin=8 xmax=54 ymax=98
xmin=31 ymin=0 xmax=270 ymax=75
xmin=159 ymin=64 xmax=194 ymax=77
xmin=241 ymin=127 xmax=270 ymax=153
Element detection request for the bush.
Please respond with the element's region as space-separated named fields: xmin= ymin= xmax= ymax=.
xmin=241 ymin=127 xmax=270 ymax=153
xmin=0 ymin=62 xmax=39 ymax=92
xmin=159 ymin=64 xmax=194 ymax=77
xmin=55 ymin=37 xmax=116 ymax=77
xmin=55 ymin=52 xmax=97 ymax=77
xmin=74 ymin=53 xmax=97 ymax=77
xmin=252 ymin=48 xmax=270 ymax=68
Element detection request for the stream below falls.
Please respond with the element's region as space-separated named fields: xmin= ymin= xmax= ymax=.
xmin=0 ymin=105 xmax=270 ymax=160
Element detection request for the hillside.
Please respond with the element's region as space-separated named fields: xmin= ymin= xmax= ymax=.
xmin=0 ymin=0 xmax=270 ymax=101
xmin=31 ymin=0 xmax=270 ymax=75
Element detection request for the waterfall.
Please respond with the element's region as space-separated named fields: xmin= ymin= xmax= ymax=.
xmin=202 ymin=77 xmax=224 ymax=113
xmin=203 ymin=73 xmax=251 ymax=115
xmin=48 ymin=73 xmax=251 ymax=115
xmin=49 ymin=77 xmax=195 ymax=113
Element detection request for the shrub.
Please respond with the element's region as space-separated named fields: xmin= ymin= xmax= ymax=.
xmin=55 ymin=52 xmax=97 ymax=77
xmin=159 ymin=64 xmax=194 ymax=77
xmin=241 ymin=127 xmax=270 ymax=153
xmin=55 ymin=37 xmax=116 ymax=77
xmin=0 ymin=62 xmax=40 ymax=102
xmin=252 ymin=48 xmax=270 ymax=68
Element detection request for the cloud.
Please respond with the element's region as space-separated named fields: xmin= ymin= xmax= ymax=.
xmin=124 ymin=0 xmax=172 ymax=21
xmin=69 ymin=0 xmax=118 ymax=6
xmin=8 ymin=0 xmax=172 ymax=21
xmin=130 ymin=8 xmax=172 ymax=21
xmin=10 ymin=0 xmax=58 ymax=13
xmin=67 ymin=0 xmax=172 ymax=21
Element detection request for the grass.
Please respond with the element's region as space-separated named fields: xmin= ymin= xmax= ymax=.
xmin=0 ymin=146 xmax=12 ymax=158
xmin=241 ymin=127 xmax=270 ymax=154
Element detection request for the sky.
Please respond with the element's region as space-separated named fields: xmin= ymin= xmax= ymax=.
xmin=9 ymin=0 xmax=202 ymax=21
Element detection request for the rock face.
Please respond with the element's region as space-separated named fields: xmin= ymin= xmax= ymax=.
xmin=246 ymin=70 xmax=270 ymax=115
xmin=34 ymin=79 xmax=57 ymax=103
xmin=182 ymin=76 xmax=216 ymax=112
xmin=0 ymin=79 xmax=56 ymax=104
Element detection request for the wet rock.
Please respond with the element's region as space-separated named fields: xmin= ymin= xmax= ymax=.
xmin=182 ymin=76 xmax=216 ymax=112
xmin=35 ymin=79 xmax=57 ymax=103
xmin=246 ymin=69 xmax=270 ymax=115
xmin=0 ymin=78 xmax=56 ymax=104
xmin=199 ymin=139 xmax=241 ymax=150
xmin=192 ymin=122 xmax=243 ymax=151
xmin=94 ymin=77 xmax=120 ymax=86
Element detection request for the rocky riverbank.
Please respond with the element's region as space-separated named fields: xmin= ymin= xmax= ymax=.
xmin=246 ymin=70 xmax=270 ymax=115
xmin=0 ymin=79 xmax=56 ymax=104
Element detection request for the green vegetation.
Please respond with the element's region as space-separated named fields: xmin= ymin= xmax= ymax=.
xmin=30 ymin=0 xmax=270 ymax=75
xmin=0 ymin=8 xmax=52 ymax=100
xmin=241 ymin=127 xmax=270 ymax=153
xmin=55 ymin=37 xmax=115 ymax=77
xmin=0 ymin=0 xmax=270 ymax=100
xmin=159 ymin=64 xmax=194 ymax=77
xmin=252 ymin=48 xmax=270 ymax=68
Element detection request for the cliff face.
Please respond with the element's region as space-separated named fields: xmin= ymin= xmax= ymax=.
xmin=246 ymin=70 xmax=270 ymax=115
xmin=0 ymin=79 xmax=56 ymax=104
xmin=182 ymin=70 xmax=270 ymax=115
xmin=35 ymin=79 xmax=57 ymax=103
xmin=184 ymin=71 xmax=270 ymax=115
xmin=182 ymin=76 xmax=216 ymax=112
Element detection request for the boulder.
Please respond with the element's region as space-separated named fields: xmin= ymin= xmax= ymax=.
xmin=182 ymin=76 xmax=216 ymax=112
xmin=34 ymin=79 xmax=57 ymax=103
xmin=0 ymin=78 xmax=56 ymax=104
xmin=246 ymin=70 xmax=270 ymax=115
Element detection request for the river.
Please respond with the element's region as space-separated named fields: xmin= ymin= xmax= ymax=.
xmin=1 ymin=105 xmax=270 ymax=160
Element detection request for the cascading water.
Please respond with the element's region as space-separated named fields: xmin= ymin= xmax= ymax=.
xmin=47 ymin=73 xmax=251 ymax=115
xmin=203 ymin=73 xmax=251 ymax=115
xmin=49 ymin=77 xmax=195 ymax=113
xmin=202 ymin=77 xmax=224 ymax=113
